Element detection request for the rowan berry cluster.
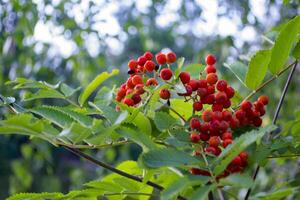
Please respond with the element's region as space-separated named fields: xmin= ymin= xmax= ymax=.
xmin=115 ymin=51 xmax=177 ymax=106
xmin=115 ymin=51 xmax=268 ymax=179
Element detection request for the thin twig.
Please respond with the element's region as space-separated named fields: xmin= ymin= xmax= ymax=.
xmin=62 ymin=145 xmax=187 ymax=200
xmin=244 ymin=61 xmax=298 ymax=200
xmin=242 ymin=60 xmax=297 ymax=103
xmin=55 ymin=140 xmax=132 ymax=149
xmin=103 ymin=192 xmax=153 ymax=197
xmin=267 ymin=154 xmax=300 ymax=159
xmin=167 ymin=105 xmax=187 ymax=123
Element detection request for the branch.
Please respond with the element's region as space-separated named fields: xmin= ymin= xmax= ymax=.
xmin=267 ymin=154 xmax=300 ymax=159
xmin=103 ymin=192 xmax=154 ymax=197
xmin=242 ymin=60 xmax=297 ymax=103
xmin=62 ymin=145 xmax=187 ymax=200
xmin=244 ymin=60 xmax=298 ymax=200
xmin=55 ymin=140 xmax=131 ymax=149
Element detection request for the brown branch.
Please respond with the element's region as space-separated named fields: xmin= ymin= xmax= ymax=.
xmin=62 ymin=144 xmax=187 ymax=200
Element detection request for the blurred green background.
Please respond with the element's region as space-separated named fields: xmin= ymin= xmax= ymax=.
xmin=0 ymin=0 xmax=299 ymax=199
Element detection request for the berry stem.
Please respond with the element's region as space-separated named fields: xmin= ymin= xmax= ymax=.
xmin=244 ymin=60 xmax=298 ymax=200
xmin=166 ymin=105 xmax=187 ymax=123
xmin=241 ymin=60 xmax=297 ymax=104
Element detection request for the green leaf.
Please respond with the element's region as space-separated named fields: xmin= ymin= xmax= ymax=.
xmin=94 ymin=86 xmax=114 ymax=106
xmin=154 ymin=112 xmax=177 ymax=131
xmin=141 ymin=148 xmax=205 ymax=168
xmin=213 ymin=125 xmax=277 ymax=175
xmin=60 ymin=123 xmax=93 ymax=143
xmin=269 ymin=16 xmax=300 ymax=74
xmin=254 ymin=187 xmax=298 ymax=200
xmin=6 ymin=192 xmax=63 ymax=200
xmin=219 ymin=173 xmax=254 ymax=188
xmin=170 ymin=99 xmax=193 ymax=120
xmin=30 ymin=106 xmax=74 ymax=128
xmin=23 ymin=89 xmax=65 ymax=101
xmin=245 ymin=50 xmax=272 ymax=90
xmin=60 ymin=83 xmax=81 ymax=97
xmin=130 ymin=112 xmax=152 ymax=136
xmin=174 ymin=57 xmax=185 ymax=77
xmin=224 ymin=61 xmax=248 ymax=87
xmin=292 ymin=39 xmax=300 ymax=59
xmin=115 ymin=125 xmax=156 ymax=151
xmin=161 ymin=175 xmax=210 ymax=200
xmin=189 ymin=185 xmax=215 ymax=200
xmin=79 ymin=69 xmax=119 ymax=106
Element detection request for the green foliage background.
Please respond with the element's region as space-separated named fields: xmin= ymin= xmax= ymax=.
xmin=0 ymin=0 xmax=299 ymax=199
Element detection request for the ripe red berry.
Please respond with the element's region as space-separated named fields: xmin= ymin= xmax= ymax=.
xmin=190 ymin=132 xmax=200 ymax=143
xmin=219 ymin=120 xmax=229 ymax=131
xmin=128 ymin=59 xmax=138 ymax=70
xmin=166 ymin=52 xmax=177 ymax=63
xmin=254 ymin=101 xmax=264 ymax=111
xmin=205 ymin=146 xmax=220 ymax=156
xmin=200 ymin=123 xmax=210 ymax=133
xmin=134 ymin=84 xmax=145 ymax=94
xmin=137 ymin=56 xmax=147 ymax=66
xmin=223 ymin=99 xmax=231 ymax=109
xmin=222 ymin=110 xmax=232 ymax=121
xmin=200 ymin=132 xmax=210 ymax=141
xmin=126 ymin=88 xmax=134 ymax=95
xmin=225 ymin=86 xmax=235 ymax=98
xmin=223 ymin=139 xmax=232 ymax=148
xmin=240 ymin=100 xmax=252 ymax=111
xmin=190 ymin=118 xmax=201 ymax=130
xmin=190 ymin=168 xmax=211 ymax=176
xmin=159 ymin=89 xmax=171 ymax=100
xmin=143 ymin=51 xmax=153 ymax=60
xmin=253 ymin=117 xmax=262 ymax=127
xmin=209 ymin=136 xmax=220 ymax=147
xmin=215 ymin=92 xmax=227 ymax=104
xmin=212 ymin=111 xmax=223 ymax=121
xmin=160 ymin=68 xmax=173 ymax=80
xmin=115 ymin=95 xmax=123 ymax=102
xmin=206 ymin=73 xmax=218 ymax=85
xmin=146 ymin=78 xmax=158 ymax=86
xmin=235 ymin=109 xmax=246 ymax=120
xmin=231 ymin=156 xmax=242 ymax=166
xmin=198 ymin=79 xmax=208 ymax=88
xmin=144 ymin=60 xmax=156 ymax=72
xmin=239 ymin=152 xmax=248 ymax=162
xmin=205 ymin=65 xmax=216 ymax=74
xmin=222 ymin=132 xmax=232 ymax=140
xmin=205 ymin=54 xmax=216 ymax=65
xmin=197 ymin=88 xmax=207 ymax=98
xmin=216 ymin=80 xmax=228 ymax=91
xmin=126 ymin=77 xmax=135 ymax=89
xmin=132 ymin=75 xmax=143 ymax=85
xmin=202 ymin=110 xmax=213 ymax=122
xmin=202 ymin=94 xmax=215 ymax=104
xmin=179 ymin=72 xmax=191 ymax=84
xmin=132 ymin=94 xmax=141 ymax=104
xmin=207 ymin=85 xmax=215 ymax=94
xmin=230 ymin=117 xmax=240 ymax=129
xmin=193 ymin=101 xmax=203 ymax=111
xmin=258 ymin=95 xmax=269 ymax=105
xmin=212 ymin=104 xmax=223 ymax=112
xmin=123 ymin=98 xmax=134 ymax=106
xmin=178 ymin=85 xmax=193 ymax=96
xmin=187 ymin=80 xmax=199 ymax=91
xmin=156 ymin=53 xmax=167 ymax=65
xmin=117 ymin=88 xmax=126 ymax=98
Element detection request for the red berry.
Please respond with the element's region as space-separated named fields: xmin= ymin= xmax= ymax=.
xmin=209 ymin=136 xmax=220 ymax=147
xmin=205 ymin=54 xmax=216 ymax=65
xmin=222 ymin=110 xmax=232 ymax=121
xmin=144 ymin=60 xmax=156 ymax=72
xmin=159 ymin=89 xmax=171 ymax=100
xmin=202 ymin=110 xmax=213 ymax=122
xmin=223 ymin=99 xmax=231 ymax=109
xmin=137 ymin=56 xmax=147 ymax=66
xmin=132 ymin=94 xmax=141 ymax=104
xmin=190 ymin=118 xmax=201 ymax=130
xmin=146 ymin=78 xmax=158 ymax=86
xmin=223 ymin=139 xmax=232 ymax=148
xmin=258 ymin=95 xmax=269 ymax=105
xmin=200 ymin=132 xmax=210 ymax=141
xmin=126 ymin=88 xmax=134 ymax=95
xmin=209 ymin=120 xmax=221 ymax=132
xmin=117 ymin=88 xmax=127 ymax=98
xmin=219 ymin=120 xmax=229 ymax=131
xmin=200 ymin=123 xmax=210 ymax=133
xmin=206 ymin=73 xmax=218 ymax=85
xmin=212 ymin=111 xmax=223 ymax=121
xmin=253 ymin=117 xmax=262 ymax=127
xmin=190 ymin=168 xmax=211 ymax=176
xmin=205 ymin=65 xmax=216 ymax=74
xmin=240 ymin=100 xmax=252 ymax=111
xmin=222 ymin=132 xmax=232 ymax=140
xmin=239 ymin=152 xmax=248 ymax=163
xmin=188 ymin=80 xmax=199 ymax=91
xmin=166 ymin=52 xmax=177 ymax=63
xmin=134 ymin=84 xmax=145 ymax=94
xmin=128 ymin=59 xmax=138 ymax=70
xmin=215 ymin=92 xmax=227 ymax=104
xmin=123 ymin=98 xmax=134 ymax=106
xmin=229 ymin=117 xmax=239 ymax=129
xmin=254 ymin=101 xmax=264 ymax=111
xmin=235 ymin=109 xmax=246 ymax=120
xmin=179 ymin=72 xmax=191 ymax=84
xmin=132 ymin=75 xmax=143 ymax=85
xmin=231 ymin=156 xmax=242 ymax=166
xmin=143 ymin=51 xmax=153 ymax=60
xmin=115 ymin=95 xmax=123 ymax=102
xmin=197 ymin=88 xmax=208 ymax=98
xmin=178 ymin=85 xmax=193 ymax=96
xmin=207 ymin=85 xmax=215 ymax=94
xmin=258 ymin=107 xmax=266 ymax=116
xmin=193 ymin=101 xmax=203 ymax=111
xmin=198 ymin=79 xmax=208 ymax=88
xmin=126 ymin=77 xmax=135 ymax=89
xmin=156 ymin=53 xmax=167 ymax=65
xmin=225 ymin=86 xmax=235 ymax=98
xmin=160 ymin=68 xmax=173 ymax=80
xmin=212 ymin=104 xmax=223 ymax=112
xmin=216 ymin=80 xmax=228 ymax=91
xmin=205 ymin=146 xmax=220 ymax=156
xmin=190 ymin=132 xmax=200 ymax=143
xmin=202 ymin=94 xmax=215 ymax=104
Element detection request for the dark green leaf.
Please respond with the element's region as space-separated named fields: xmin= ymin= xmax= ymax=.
xmin=60 ymin=83 xmax=81 ymax=97
xmin=219 ymin=173 xmax=254 ymax=188
xmin=154 ymin=112 xmax=177 ymax=131
xmin=292 ymin=39 xmax=300 ymax=59
xmin=189 ymin=185 xmax=215 ymax=200
xmin=224 ymin=61 xmax=248 ymax=87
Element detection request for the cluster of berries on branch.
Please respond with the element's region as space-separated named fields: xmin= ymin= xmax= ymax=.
xmin=115 ymin=51 xmax=269 ymax=179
